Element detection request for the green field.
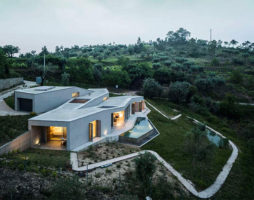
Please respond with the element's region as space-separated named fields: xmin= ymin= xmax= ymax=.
xmin=142 ymin=99 xmax=254 ymax=199
xmin=143 ymin=100 xmax=232 ymax=190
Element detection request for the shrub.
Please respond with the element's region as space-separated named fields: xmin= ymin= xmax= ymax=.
xmin=168 ymin=81 xmax=192 ymax=104
xmin=248 ymin=138 xmax=254 ymax=156
xmin=153 ymin=67 xmax=172 ymax=84
xmin=219 ymin=94 xmax=241 ymax=119
xmin=185 ymin=127 xmax=215 ymax=162
xmin=143 ymin=78 xmax=162 ymax=98
xmin=230 ymin=70 xmax=243 ymax=84
xmin=152 ymin=63 xmax=161 ymax=70
xmin=211 ymin=58 xmax=220 ymax=66
xmin=164 ymin=60 xmax=172 ymax=66
xmin=134 ymin=152 xmax=156 ymax=196
xmin=61 ymin=72 xmax=70 ymax=85
xmin=232 ymin=58 xmax=244 ymax=65
xmin=49 ymin=177 xmax=85 ymax=200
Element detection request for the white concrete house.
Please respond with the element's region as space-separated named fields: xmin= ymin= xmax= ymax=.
xmin=15 ymin=86 xmax=157 ymax=151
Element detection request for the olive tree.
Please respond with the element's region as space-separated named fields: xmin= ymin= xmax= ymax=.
xmin=143 ymin=78 xmax=162 ymax=98
xmin=168 ymin=81 xmax=192 ymax=104
xmin=135 ymin=152 xmax=156 ymax=196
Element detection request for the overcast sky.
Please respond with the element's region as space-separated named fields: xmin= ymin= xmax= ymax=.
xmin=0 ymin=0 xmax=253 ymax=53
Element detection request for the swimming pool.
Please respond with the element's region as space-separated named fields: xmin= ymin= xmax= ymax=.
xmin=121 ymin=117 xmax=153 ymax=138
xmin=119 ymin=117 xmax=155 ymax=145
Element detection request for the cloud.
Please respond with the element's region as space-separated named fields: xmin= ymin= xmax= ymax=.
xmin=0 ymin=0 xmax=253 ymax=53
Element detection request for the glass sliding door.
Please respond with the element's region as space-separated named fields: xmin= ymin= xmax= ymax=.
xmin=89 ymin=120 xmax=101 ymax=141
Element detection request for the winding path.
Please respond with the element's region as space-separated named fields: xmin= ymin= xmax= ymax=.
xmin=71 ymin=101 xmax=239 ymax=199
xmin=0 ymin=80 xmax=37 ymax=116
xmin=145 ymin=100 xmax=182 ymax=120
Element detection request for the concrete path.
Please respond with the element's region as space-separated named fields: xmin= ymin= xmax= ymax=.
xmin=0 ymin=80 xmax=37 ymax=116
xmin=145 ymin=100 xmax=182 ymax=120
xmin=71 ymin=103 xmax=239 ymax=199
xmin=239 ymin=102 xmax=254 ymax=106
xmin=0 ymin=100 xmax=28 ymax=116
xmin=0 ymin=80 xmax=37 ymax=100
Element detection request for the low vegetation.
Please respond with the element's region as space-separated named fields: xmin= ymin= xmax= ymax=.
xmin=78 ymin=142 xmax=138 ymax=166
xmin=3 ymin=94 xmax=15 ymax=109
xmin=0 ymin=115 xmax=34 ymax=146
xmin=144 ymin=98 xmax=254 ymax=199
xmin=1 ymin=149 xmax=70 ymax=170
xmin=143 ymin=101 xmax=231 ymax=190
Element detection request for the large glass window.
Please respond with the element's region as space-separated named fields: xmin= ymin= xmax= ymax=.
xmin=48 ymin=126 xmax=67 ymax=141
xmin=113 ymin=111 xmax=125 ymax=127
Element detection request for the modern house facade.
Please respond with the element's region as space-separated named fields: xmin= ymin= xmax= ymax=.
xmin=15 ymin=86 xmax=154 ymax=151
xmin=15 ymin=86 xmax=89 ymax=113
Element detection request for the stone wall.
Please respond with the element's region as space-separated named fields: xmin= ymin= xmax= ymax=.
xmin=0 ymin=131 xmax=31 ymax=155
xmin=0 ymin=77 xmax=24 ymax=91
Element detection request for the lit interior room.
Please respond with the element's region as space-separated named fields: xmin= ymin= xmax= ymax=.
xmin=113 ymin=111 xmax=125 ymax=127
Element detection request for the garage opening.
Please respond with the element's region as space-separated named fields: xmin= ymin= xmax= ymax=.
xmin=18 ymin=98 xmax=33 ymax=112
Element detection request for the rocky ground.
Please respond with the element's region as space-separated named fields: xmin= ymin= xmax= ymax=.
xmin=0 ymin=168 xmax=52 ymax=199
xmin=0 ymin=143 xmax=190 ymax=199
xmin=77 ymin=142 xmax=189 ymax=198
xmin=77 ymin=142 xmax=139 ymax=167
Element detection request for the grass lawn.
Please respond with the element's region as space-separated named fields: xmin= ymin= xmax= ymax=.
xmin=0 ymin=115 xmax=34 ymax=146
xmin=146 ymin=98 xmax=179 ymax=117
xmin=1 ymin=148 xmax=70 ymax=169
xmin=4 ymin=94 xmax=15 ymax=109
xmin=142 ymin=100 xmax=232 ymax=190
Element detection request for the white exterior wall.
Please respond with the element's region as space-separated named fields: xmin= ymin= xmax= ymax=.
xmin=28 ymin=94 xmax=144 ymax=151
xmin=15 ymin=87 xmax=90 ymax=113
xmin=28 ymin=120 xmax=71 ymax=150
xmin=68 ymin=96 xmax=143 ymax=150
xmin=68 ymin=110 xmax=112 ymax=150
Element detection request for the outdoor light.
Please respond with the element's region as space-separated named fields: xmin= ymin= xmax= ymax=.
xmin=104 ymin=130 xmax=108 ymax=135
xmin=35 ymin=138 xmax=40 ymax=145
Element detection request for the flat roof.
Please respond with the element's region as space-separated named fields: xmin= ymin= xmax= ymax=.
xmin=15 ymin=86 xmax=72 ymax=94
xmin=30 ymin=107 xmax=104 ymax=122
xmin=99 ymin=96 xmax=142 ymax=107
xmin=29 ymin=95 xmax=143 ymax=122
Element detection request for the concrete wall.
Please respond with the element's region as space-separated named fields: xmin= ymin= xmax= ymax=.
xmin=68 ymin=110 xmax=112 ymax=150
xmin=0 ymin=131 xmax=31 ymax=155
xmin=0 ymin=77 xmax=23 ymax=91
xmin=15 ymin=87 xmax=90 ymax=113
xmin=34 ymin=88 xmax=77 ymax=113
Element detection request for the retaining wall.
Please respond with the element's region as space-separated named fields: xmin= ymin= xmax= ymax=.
xmin=0 ymin=77 xmax=24 ymax=91
xmin=0 ymin=131 xmax=31 ymax=155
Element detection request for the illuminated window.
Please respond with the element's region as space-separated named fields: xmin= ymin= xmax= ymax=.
xmin=48 ymin=126 xmax=67 ymax=140
xmin=113 ymin=111 xmax=125 ymax=127
xmin=72 ymin=92 xmax=80 ymax=98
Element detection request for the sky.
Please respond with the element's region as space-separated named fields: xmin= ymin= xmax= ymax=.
xmin=0 ymin=0 xmax=254 ymax=54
